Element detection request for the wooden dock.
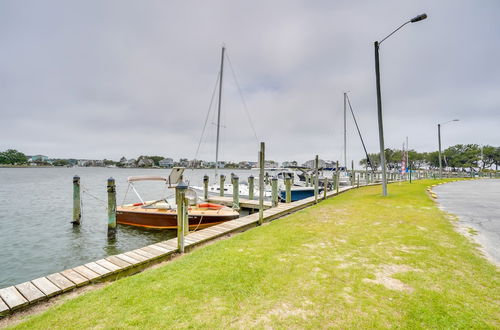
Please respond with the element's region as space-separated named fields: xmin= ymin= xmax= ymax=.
xmin=207 ymin=196 xmax=272 ymax=210
xmin=0 ymin=184 xmax=358 ymax=317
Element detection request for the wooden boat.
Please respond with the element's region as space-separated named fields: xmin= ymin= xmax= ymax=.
xmin=116 ymin=172 xmax=239 ymax=229
xmin=116 ymin=201 xmax=239 ymax=230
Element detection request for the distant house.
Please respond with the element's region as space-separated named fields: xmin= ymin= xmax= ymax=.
xmin=137 ymin=158 xmax=154 ymax=167
xmin=159 ymin=158 xmax=174 ymax=168
xmin=126 ymin=159 xmax=137 ymax=167
xmin=303 ymin=159 xmax=326 ymax=169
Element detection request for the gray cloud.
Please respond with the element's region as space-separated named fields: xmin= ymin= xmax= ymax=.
xmin=0 ymin=0 xmax=499 ymax=166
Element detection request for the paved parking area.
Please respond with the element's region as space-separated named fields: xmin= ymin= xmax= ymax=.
xmin=434 ymin=179 xmax=500 ymax=266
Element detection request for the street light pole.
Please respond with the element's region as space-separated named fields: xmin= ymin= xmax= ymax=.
xmin=374 ymin=41 xmax=387 ymax=196
xmin=374 ymin=13 xmax=427 ymax=196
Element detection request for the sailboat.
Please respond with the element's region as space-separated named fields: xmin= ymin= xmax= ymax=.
xmin=192 ymin=46 xmax=269 ymax=198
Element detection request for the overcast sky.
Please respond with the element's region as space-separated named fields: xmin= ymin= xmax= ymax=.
xmin=1 ymin=0 xmax=499 ymax=166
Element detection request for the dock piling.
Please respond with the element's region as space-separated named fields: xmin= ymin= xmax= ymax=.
xmin=258 ymin=142 xmax=265 ymax=225
xmin=231 ymin=175 xmax=240 ymax=211
xmin=323 ymin=178 xmax=327 ymax=199
xmin=176 ymin=180 xmax=188 ymax=253
xmin=219 ymin=174 xmax=225 ymax=197
xmin=285 ymin=176 xmax=292 ymax=203
xmin=203 ymin=175 xmax=209 ymax=201
xmin=72 ymin=175 xmax=81 ymax=225
xmin=336 ymin=161 xmax=340 ymax=194
xmin=314 ymin=155 xmax=319 ymax=203
xmin=271 ymin=177 xmax=278 ymax=207
xmin=107 ymin=177 xmax=116 ymax=237
xmin=248 ymin=175 xmax=254 ymax=200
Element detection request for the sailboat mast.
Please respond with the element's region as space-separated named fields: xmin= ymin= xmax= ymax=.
xmin=343 ymin=92 xmax=347 ymax=171
xmin=215 ymin=46 xmax=225 ymax=177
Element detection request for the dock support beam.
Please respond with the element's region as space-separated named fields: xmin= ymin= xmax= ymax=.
xmin=258 ymin=142 xmax=265 ymax=225
xmin=231 ymin=174 xmax=240 ymax=211
xmin=271 ymin=177 xmax=278 ymax=207
xmin=248 ymin=175 xmax=254 ymax=200
xmin=203 ymin=175 xmax=209 ymax=201
xmin=107 ymin=177 xmax=116 ymax=237
xmin=72 ymin=175 xmax=81 ymax=225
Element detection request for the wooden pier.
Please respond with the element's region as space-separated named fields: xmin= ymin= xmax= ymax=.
xmin=207 ymin=196 xmax=272 ymax=210
xmin=0 ymin=183 xmax=358 ymax=317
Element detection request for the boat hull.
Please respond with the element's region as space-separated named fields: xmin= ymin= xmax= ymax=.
xmin=279 ymin=187 xmax=323 ymax=202
xmin=116 ymin=204 xmax=239 ymax=230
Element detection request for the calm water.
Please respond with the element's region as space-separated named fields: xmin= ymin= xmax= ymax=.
xmin=0 ymin=167 xmax=253 ymax=288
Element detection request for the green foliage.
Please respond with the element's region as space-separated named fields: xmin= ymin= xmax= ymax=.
xmin=0 ymin=149 xmax=27 ymax=164
xmin=52 ymin=159 xmax=69 ymax=166
xmin=444 ymin=144 xmax=481 ymax=171
xmin=360 ymin=145 xmax=498 ymax=171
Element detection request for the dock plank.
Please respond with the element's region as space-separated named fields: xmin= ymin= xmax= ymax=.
xmin=116 ymin=253 xmax=143 ymax=265
xmin=141 ymin=246 xmax=166 ymax=257
xmin=132 ymin=249 xmax=157 ymax=259
xmin=0 ymin=297 xmax=9 ymax=316
xmin=147 ymin=244 xmax=173 ymax=254
xmin=46 ymin=273 xmax=76 ymax=291
xmin=31 ymin=277 xmax=61 ymax=297
xmin=106 ymin=256 xmax=133 ymax=269
xmin=73 ymin=265 xmax=101 ymax=281
xmin=60 ymin=269 xmax=88 ymax=286
xmin=95 ymin=259 xmax=122 ymax=272
xmin=125 ymin=251 xmax=149 ymax=262
xmin=0 ymin=286 xmax=28 ymax=310
xmin=153 ymin=242 xmax=177 ymax=252
xmin=15 ymin=282 xmax=45 ymax=303
xmin=84 ymin=262 xmax=112 ymax=277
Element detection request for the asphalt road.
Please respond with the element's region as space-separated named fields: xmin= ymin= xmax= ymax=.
xmin=433 ymin=179 xmax=500 ymax=266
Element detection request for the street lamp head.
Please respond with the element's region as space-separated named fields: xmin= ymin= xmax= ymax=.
xmin=410 ymin=13 xmax=427 ymax=23
xmin=452 ymin=119 xmax=459 ymax=122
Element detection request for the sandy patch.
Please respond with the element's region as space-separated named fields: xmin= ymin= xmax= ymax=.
xmin=363 ymin=264 xmax=420 ymax=293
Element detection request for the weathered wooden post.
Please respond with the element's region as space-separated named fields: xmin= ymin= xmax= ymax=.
xmin=336 ymin=161 xmax=340 ymax=194
xmin=305 ymin=174 xmax=310 ymax=187
xmin=357 ymin=174 xmax=360 ymax=187
xmin=203 ymin=175 xmax=209 ymax=201
xmin=323 ymin=178 xmax=327 ymax=199
xmin=248 ymin=175 xmax=254 ymax=200
xmin=72 ymin=175 xmax=81 ymax=225
xmin=271 ymin=177 xmax=278 ymax=207
xmin=231 ymin=174 xmax=240 ymax=211
xmin=258 ymin=142 xmax=265 ymax=225
xmin=314 ymin=155 xmax=319 ymax=203
xmin=285 ymin=176 xmax=292 ymax=203
xmin=351 ymin=160 xmax=354 ymax=186
xmin=176 ymin=180 xmax=188 ymax=253
xmin=265 ymin=172 xmax=269 ymax=185
xmin=219 ymin=174 xmax=225 ymax=197
xmin=107 ymin=177 xmax=116 ymax=237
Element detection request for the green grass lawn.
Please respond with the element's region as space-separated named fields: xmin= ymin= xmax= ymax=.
xmin=9 ymin=180 xmax=500 ymax=329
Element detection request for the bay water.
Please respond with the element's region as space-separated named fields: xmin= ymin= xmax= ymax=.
xmin=0 ymin=167 xmax=253 ymax=288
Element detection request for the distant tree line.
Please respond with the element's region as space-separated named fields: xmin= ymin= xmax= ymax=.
xmin=0 ymin=149 xmax=28 ymax=165
xmin=360 ymin=144 xmax=500 ymax=172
